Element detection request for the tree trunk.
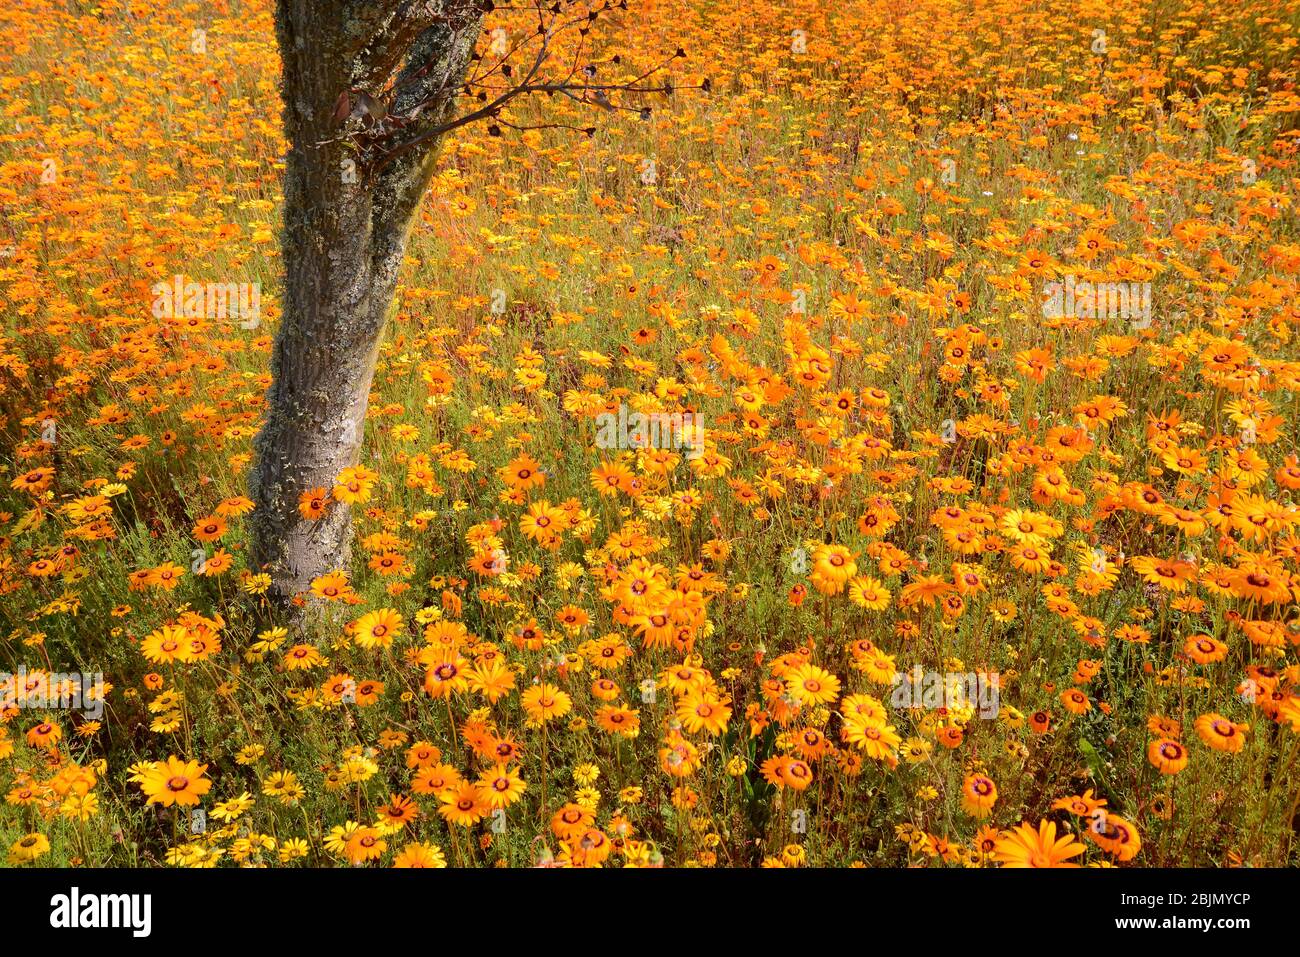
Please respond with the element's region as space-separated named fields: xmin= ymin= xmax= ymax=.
xmin=251 ymin=1 xmax=484 ymax=607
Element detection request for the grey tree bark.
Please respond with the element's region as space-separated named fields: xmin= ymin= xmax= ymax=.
xmin=250 ymin=1 xmax=485 ymax=606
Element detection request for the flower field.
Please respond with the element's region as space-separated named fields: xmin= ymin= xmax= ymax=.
xmin=1 ymin=0 xmax=1300 ymax=868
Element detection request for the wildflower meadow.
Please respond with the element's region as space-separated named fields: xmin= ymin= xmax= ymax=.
xmin=0 ymin=0 xmax=1299 ymax=881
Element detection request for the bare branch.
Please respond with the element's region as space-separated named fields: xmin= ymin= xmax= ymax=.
xmin=373 ymin=47 xmax=698 ymax=175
